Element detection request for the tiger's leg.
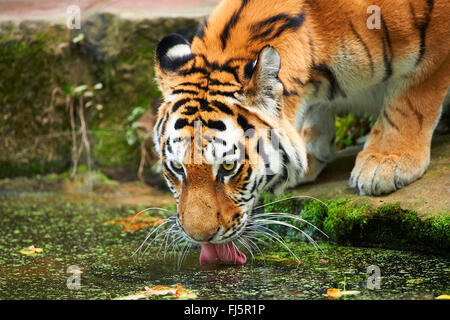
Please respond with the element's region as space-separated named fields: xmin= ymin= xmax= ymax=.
xmin=298 ymin=103 xmax=336 ymax=182
xmin=350 ymin=58 xmax=450 ymax=196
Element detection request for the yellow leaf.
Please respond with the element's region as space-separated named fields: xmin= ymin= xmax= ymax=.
xmin=19 ymin=245 xmax=43 ymax=255
xmin=117 ymin=285 xmax=197 ymax=300
xmin=436 ymin=295 xmax=450 ymax=300
xmin=327 ymin=288 xmax=342 ymax=298
xmin=70 ymin=269 xmax=83 ymax=274
xmin=19 ymin=249 xmax=36 ymax=255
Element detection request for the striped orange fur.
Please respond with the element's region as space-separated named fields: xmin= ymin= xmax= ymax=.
xmin=153 ymin=0 xmax=450 ymax=243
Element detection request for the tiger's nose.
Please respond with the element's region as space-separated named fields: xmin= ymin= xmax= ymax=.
xmin=189 ymin=229 xmax=218 ymax=242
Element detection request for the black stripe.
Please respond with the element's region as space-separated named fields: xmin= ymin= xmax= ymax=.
xmin=245 ymin=166 xmax=253 ymax=181
xmin=209 ymin=79 xmax=239 ymax=87
xmin=166 ymin=138 xmax=173 ymax=154
xmin=172 ymin=89 xmax=198 ymax=95
xmin=160 ymin=112 xmax=169 ymax=135
xmin=253 ymin=14 xmax=289 ymax=30
xmin=409 ymin=0 xmax=434 ymax=65
xmin=251 ymin=26 xmax=275 ymax=41
xmin=179 ymin=67 xmax=209 ymax=76
xmin=244 ymin=60 xmax=256 ymax=79
xmin=250 ymin=13 xmax=305 ymax=41
xmin=231 ymin=162 xmax=245 ymax=181
xmin=265 ymin=171 xmax=277 ymax=186
xmin=174 ymin=118 xmax=189 ymax=130
xmin=383 ymin=110 xmax=399 ymax=131
xmin=267 ymin=12 xmax=305 ymax=41
xmin=237 ymin=114 xmax=255 ymax=137
xmin=312 ymin=64 xmax=346 ymax=100
xmin=220 ymin=0 xmax=250 ymax=50
xmin=349 ymin=21 xmax=375 ymax=77
xmin=406 ymin=98 xmax=424 ymax=129
xmin=205 ymin=120 xmax=226 ymax=131
xmin=181 ymin=106 xmax=198 ymax=115
xmin=381 ymin=16 xmax=393 ymax=81
xmin=250 ymin=14 xmax=289 ymax=40
xmin=172 ymin=98 xmax=191 ymax=113
xmin=178 ymin=81 xmax=207 ymax=89
xmin=250 ymin=178 xmax=259 ymax=193
xmin=208 ymin=90 xmax=239 ymax=98
xmin=217 ymin=65 xmax=241 ymax=84
xmin=163 ymin=161 xmax=181 ymax=181
xmin=173 ymin=117 xmax=227 ymax=131
xmin=195 ymin=98 xmax=215 ymax=112
xmin=256 ymin=138 xmax=273 ymax=174
xmin=283 ymin=88 xmax=298 ymax=97
xmin=293 ymin=77 xmax=305 ymax=87
xmin=198 ymin=55 xmax=241 ymax=83
xmin=155 ymin=117 xmax=163 ymax=134
xmin=211 ymin=100 xmax=234 ymax=115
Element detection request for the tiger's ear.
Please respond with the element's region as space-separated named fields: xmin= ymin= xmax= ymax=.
xmin=155 ymin=33 xmax=194 ymax=97
xmin=244 ymin=46 xmax=284 ymax=117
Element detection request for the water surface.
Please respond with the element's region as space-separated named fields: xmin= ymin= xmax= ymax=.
xmin=0 ymin=193 xmax=448 ymax=300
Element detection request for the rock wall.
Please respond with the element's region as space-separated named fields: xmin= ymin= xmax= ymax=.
xmin=0 ymin=14 xmax=200 ymax=179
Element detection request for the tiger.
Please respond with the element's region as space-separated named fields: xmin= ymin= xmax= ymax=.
xmin=152 ymin=0 xmax=450 ymax=264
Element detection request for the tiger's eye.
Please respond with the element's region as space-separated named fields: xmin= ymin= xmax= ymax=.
xmin=172 ymin=161 xmax=183 ymax=170
xmin=222 ymin=162 xmax=236 ymax=171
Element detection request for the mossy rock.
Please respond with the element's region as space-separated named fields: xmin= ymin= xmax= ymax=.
xmin=0 ymin=14 xmax=200 ymax=178
xmin=297 ymin=199 xmax=450 ymax=255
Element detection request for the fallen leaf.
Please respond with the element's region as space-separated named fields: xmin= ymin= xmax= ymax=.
xmin=116 ymin=285 xmax=197 ymax=300
xmin=19 ymin=245 xmax=43 ymax=255
xmin=70 ymin=269 xmax=83 ymax=274
xmin=263 ymin=254 xmax=301 ymax=265
xmin=319 ymin=259 xmax=328 ymax=264
xmin=143 ymin=285 xmax=176 ymax=296
xmin=436 ymin=295 xmax=450 ymax=300
xmin=116 ymin=293 xmax=147 ymax=300
xmin=175 ymin=285 xmax=183 ymax=298
xmin=326 ymin=288 xmax=341 ymax=298
xmin=407 ymin=279 xmax=424 ymax=284
xmin=105 ymin=215 xmax=166 ymax=232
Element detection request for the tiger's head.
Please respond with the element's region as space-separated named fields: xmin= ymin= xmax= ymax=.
xmin=153 ymin=34 xmax=307 ymax=255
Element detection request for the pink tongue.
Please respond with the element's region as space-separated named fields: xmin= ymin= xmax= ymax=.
xmin=200 ymin=243 xmax=247 ymax=265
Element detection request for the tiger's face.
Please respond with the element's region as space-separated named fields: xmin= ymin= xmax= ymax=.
xmin=153 ymin=34 xmax=307 ymax=245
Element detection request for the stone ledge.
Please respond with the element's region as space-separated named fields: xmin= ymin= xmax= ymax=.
xmin=293 ymin=134 xmax=450 ymax=218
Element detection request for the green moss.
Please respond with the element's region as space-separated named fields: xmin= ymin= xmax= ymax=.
xmin=322 ymin=200 xmax=370 ymax=242
xmin=270 ymin=196 xmax=450 ymax=255
xmin=0 ymin=15 xmax=200 ymax=178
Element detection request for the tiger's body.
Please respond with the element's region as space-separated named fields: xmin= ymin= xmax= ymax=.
xmin=153 ymin=0 xmax=450 ymax=254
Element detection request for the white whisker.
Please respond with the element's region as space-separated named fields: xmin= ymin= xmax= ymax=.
xmin=251 ymin=225 xmax=301 ymax=264
xmin=132 ymin=218 xmax=172 ymax=257
xmin=252 ymin=212 xmax=328 ymax=238
xmin=253 ymin=195 xmax=328 ymax=211
xmin=253 ymin=218 xmax=322 ymax=252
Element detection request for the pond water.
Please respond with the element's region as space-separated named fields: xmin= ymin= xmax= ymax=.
xmin=0 ymin=192 xmax=448 ymax=300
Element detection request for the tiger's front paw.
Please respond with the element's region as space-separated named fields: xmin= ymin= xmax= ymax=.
xmin=349 ymin=150 xmax=428 ymax=196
